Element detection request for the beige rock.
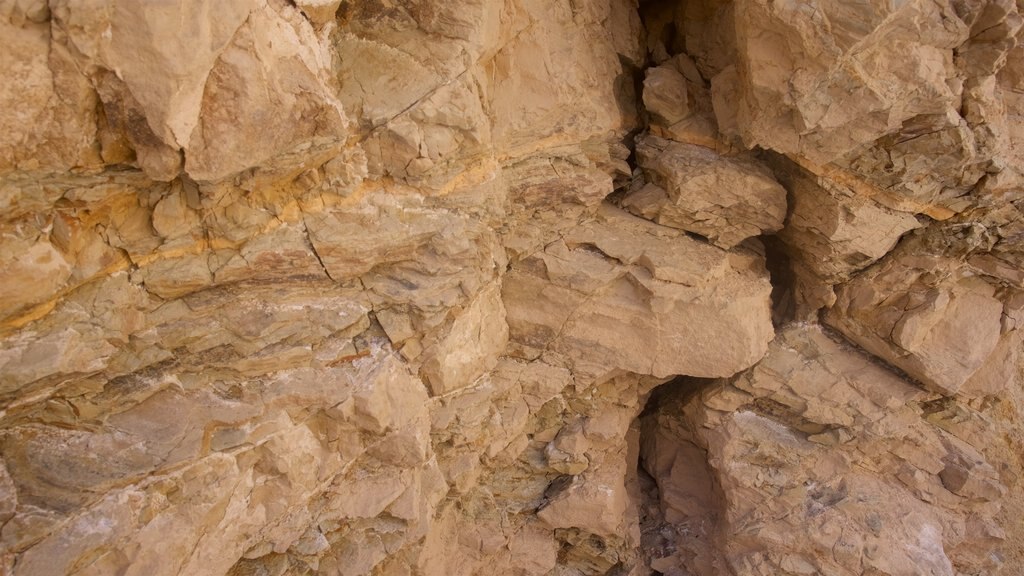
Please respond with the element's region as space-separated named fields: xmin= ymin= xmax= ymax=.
xmin=0 ymin=7 xmax=97 ymax=174
xmin=1 ymin=0 xmax=1023 ymax=574
xmin=624 ymin=135 xmax=787 ymax=249
xmin=722 ymin=0 xmax=968 ymax=164
xmin=0 ymin=234 xmax=73 ymax=320
xmin=294 ymin=0 xmax=340 ymax=26
xmin=184 ymin=3 xmax=349 ymax=181
xmin=773 ymin=156 xmax=923 ymax=282
xmin=643 ymin=64 xmax=689 ymax=126
xmin=420 ymin=282 xmax=508 ymax=396
xmin=504 ymin=203 xmax=775 ymax=381
xmin=827 ymin=254 xmax=1005 ymax=395
xmin=537 ymin=467 xmax=629 ymax=538
xmin=640 ymin=326 xmax=1010 ymax=575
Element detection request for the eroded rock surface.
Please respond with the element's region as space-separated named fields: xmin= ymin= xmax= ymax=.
xmin=1 ymin=0 xmax=1023 ymax=575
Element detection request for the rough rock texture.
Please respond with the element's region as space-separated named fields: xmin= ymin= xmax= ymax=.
xmin=640 ymin=326 xmax=1017 ymax=575
xmin=1 ymin=0 xmax=1023 ymax=575
xmin=624 ymin=135 xmax=787 ymax=248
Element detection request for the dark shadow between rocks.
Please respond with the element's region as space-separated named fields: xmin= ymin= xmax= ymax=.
xmin=635 ymin=376 xmax=726 ymax=576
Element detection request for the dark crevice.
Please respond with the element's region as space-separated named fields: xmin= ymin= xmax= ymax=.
xmin=761 ymin=234 xmax=798 ymax=328
xmin=635 ymin=376 xmax=725 ymax=575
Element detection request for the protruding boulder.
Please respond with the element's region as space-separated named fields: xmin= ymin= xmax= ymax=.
xmin=624 ymin=135 xmax=787 ymax=249
xmin=503 ymin=203 xmax=775 ymax=381
xmin=827 ymin=254 xmax=1004 ymax=396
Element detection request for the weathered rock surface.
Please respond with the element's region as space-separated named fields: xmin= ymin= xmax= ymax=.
xmin=641 ymin=325 xmax=1017 ymax=575
xmin=503 ymin=203 xmax=775 ymax=382
xmin=624 ymin=135 xmax=787 ymax=248
xmin=1 ymin=0 xmax=1023 ymax=575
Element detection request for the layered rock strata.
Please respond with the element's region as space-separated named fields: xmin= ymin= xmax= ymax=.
xmin=0 ymin=0 xmax=1022 ymax=575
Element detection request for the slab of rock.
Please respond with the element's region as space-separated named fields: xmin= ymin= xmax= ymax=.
xmin=719 ymin=0 xmax=970 ymax=164
xmin=624 ymin=135 xmax=787 ymax=249
xmin=773 ymin=157 xmax=923 ymax=281
xmin=0 ymin=8 xmax=98 ymax=173
xmin=503 ymin=203 xmax=774 ymax=381
xmin=420 ymin=282 xmax=508 ymax=396
xmin=827 ymin=254 xmax=1004 ymax=396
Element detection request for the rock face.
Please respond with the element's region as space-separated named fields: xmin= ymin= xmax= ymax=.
xmin=640 ymin=326 xmax=1013 ymax=575
xmin=0 ymin=1 xmax=1022 ymax=575
xmin=503 ymin=203 xmax=774 ymax=381
xmin=623 ymin=135 xmax=787 ymax=248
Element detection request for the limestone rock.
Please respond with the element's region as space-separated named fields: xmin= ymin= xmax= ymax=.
xmin=0 ymin=5 xmax=98 ymax=173
xmin=640 ymin=326 xmax=1012 ymax=575
xmin=643 ymin=63 xmax=690 ymax=126
xmin=294 ymin=0 xmax=340 ymax=26
xmin=503 ymin=203 xmax=775 ymax=381
xmin=624 ymin=135 xmax=787 ymax=249
xmin=420 ymin=282 xmax=509 ymax=396
xmin=1 ymin=0 xmax=1024 ymax=574
xmin=827 ymin=253 xmax=1005 ymax=396
xmin=721 ymin=0 xmax=969 ymax=164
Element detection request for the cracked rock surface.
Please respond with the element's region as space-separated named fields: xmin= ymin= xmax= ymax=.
xmin=1 ymin=0 xmax=1023 ymax=575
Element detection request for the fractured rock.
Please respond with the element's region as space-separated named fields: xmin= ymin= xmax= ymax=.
xmin=827 ymin=253 xmax=1005 ymax=396
xmin=503 ymin=203 xmax=775 ymax=381
xmin=624 ymin=135 xmax=787 ymax=249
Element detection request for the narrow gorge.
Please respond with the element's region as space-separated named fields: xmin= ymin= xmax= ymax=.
xmin=1 ymin=0 xmax=1023 ymax=574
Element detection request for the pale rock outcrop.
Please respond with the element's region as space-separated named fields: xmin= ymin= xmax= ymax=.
xmin=773 ymin=157 xmax=924 ymax=282
xmin=643 ymin=63 xmax=689 ymax=126
xmin=1 ymin=0 xmax=1024 ymax=574
xmin=503 ymin=203 xmax=775 ymax=382
xmin=623 ymin=134 xmax=787 ymax=249
xmin=827 ymin=252 xmax=1005 ymax=396
xmin=46 ymin=0 xmax=349 ymax=182
xmin=713 ymin=0 xmax=1024 ymax=214
xmin=765 ymin=155 xmax=925 ymax=317
xmin=0 ymin=1 xmax=98 ymax=173
xmin=641 ymin=326 xmax=1012 ymax=575
xmin=721 ymin=0 xmax=969 ymax=164
xmin=419 ymin=283 xmax=508 ymax=396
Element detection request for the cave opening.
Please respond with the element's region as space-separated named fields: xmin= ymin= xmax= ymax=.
xmin=634 ymin=376 xmax=725 ymax=576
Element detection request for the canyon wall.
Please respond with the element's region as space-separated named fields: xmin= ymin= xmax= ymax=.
xmin=1 ymin=0 xmax=1022 ymax=574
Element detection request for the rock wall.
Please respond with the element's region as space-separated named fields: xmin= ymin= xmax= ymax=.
xmin=0 ymin=0 xmax=1022 ymax=574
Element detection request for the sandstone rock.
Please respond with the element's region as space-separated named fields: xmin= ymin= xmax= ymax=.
xmin=772 ymin=156 xmax=924 ymax=282
xmin=503 ymin=203 xmax=775 ymax=381
xmin=640 ymin=326 xmax=1011 ymax=575
xmin=721 ymin=0 xmax=969 ymax=164
xmin=420 ymin=282 xmax=508 ymax=396
xmin=1 ymin=0 xmax=1023 ymax=574
xmin=643 ymin=63 xmax=689 ymax=126
xmin=624 ymin=135 xmax=787 ymax=249
xmin=294 ymin=0 xmax=340 ymax=26
xmin=827 ymin=254 xmax=1005 ymax=396
xmin=0 ymin=6 xmax=97 ymax=173
xmin=184 ymin=3 xmax=349 ymax=181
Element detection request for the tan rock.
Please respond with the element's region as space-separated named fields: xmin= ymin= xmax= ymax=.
xmin=640 ymin=326 xmax=1010 ymax=575
xmin=772 ymin=156 xmax=923 ymax=282
xmin=625 ymin=135 xmax=787 ymax=249
xmin=184 ymin=3 xmax=349 ymax=181
xmin=827 ymin=255 xmax=1004 ymax=395
xmin=294 ymin=0 xmax=340 ymax=26
xmin=0 ymin=6 xmax=98 ymax=173
xmin=643 ymin=64 xmax=689 ymax=126
xmin=722 ymin=0 xmax=968 ymax=164
xmin=504 ymin=203 xmax=775 ymax=380
xmin=420 ymin=282 xmax=508 ymax=396
xmin=0 ymin=0 xmax=1023 ymax=574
